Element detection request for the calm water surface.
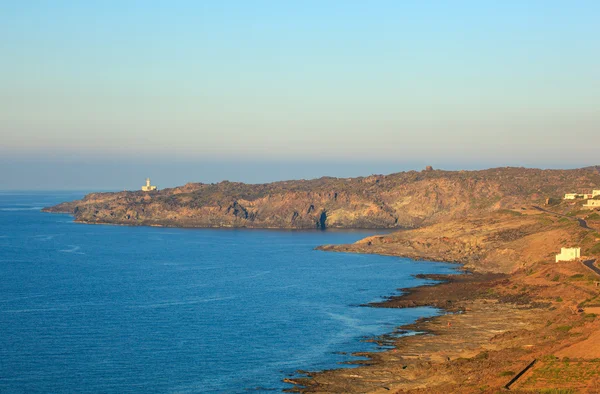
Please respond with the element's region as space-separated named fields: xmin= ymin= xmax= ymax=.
xmin=0 ymin=192 xmax=457 ymax=393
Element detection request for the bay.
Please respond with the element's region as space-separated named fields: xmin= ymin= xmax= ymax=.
xmin=0 ymin=192 xmax=457 ymax=393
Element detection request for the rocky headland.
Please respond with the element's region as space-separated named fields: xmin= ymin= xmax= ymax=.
xmin=43 ymin=166 xmax=600 ymax=230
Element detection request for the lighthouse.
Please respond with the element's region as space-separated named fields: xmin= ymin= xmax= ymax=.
xmin=141 ymin=178 xmax=157 ymax=192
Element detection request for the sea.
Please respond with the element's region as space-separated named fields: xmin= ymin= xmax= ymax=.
xmin=0 ymin=191 xmax=458 ymax=393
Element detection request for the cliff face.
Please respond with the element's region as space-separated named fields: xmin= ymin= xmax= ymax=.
xmin=43 ymin=166 xmax=600 ymax=229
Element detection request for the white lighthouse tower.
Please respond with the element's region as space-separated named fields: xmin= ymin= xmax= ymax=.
xmin=141 ymin=178 xmax=157 ymax=192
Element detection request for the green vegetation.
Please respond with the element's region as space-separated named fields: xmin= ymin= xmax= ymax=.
xmin=567 ymin=274 xmax=585 ymax=282
xmin=473 ymin=195 xmax=502 ymax=209
xmin=555 ymin=325 xmax=573 ymax=332
xmin=555 ymin=296 xmax=563 ymax=302
xmin=546 ymin=198 xmax=562 ymax=206
xmin=537 ymin=216 xmax=555 ymax=225
xmin=523 ymin=357 xmax=600 ymax=391
xmin=526 ymin=268 xmax=536 ymax=276
xmin=500 ymin=370 xmax=515 ymax=376
xmin=474 ymin=351 xmax=489 ymax=360
xmin=486 ymin=288 xmax=497 ymax=295
xmin=566 ymin=209 xmax=587 ymax=217
xmin=589 ymin=242 xmax=600 ymax=254
xmin=578 ymin=295 xmax=600 ymax=308
xmin=497 ymin=209 xmax=522 ymax=217
xmin=551 ymin=275 xmax=560 ymax=282
xmin=586 ymin=212 xmax=600 ymax=220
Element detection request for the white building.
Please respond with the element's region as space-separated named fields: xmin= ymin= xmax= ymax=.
xmin=564 ymin=193 xmax=584 ymax=200
xmin=564 ymin=192 xmax=596 ymax=200
xmin=583 ymin=200 xmax=600 ymax=209
xmin=555 ymin=247 xmax=581 ymax=262
xmin=142 ymin=178 xmax=157 ymax=192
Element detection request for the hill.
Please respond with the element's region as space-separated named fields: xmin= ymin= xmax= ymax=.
xmin=43 ymin=166 xmax=600 ymax=229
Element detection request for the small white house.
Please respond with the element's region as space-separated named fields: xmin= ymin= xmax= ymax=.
xmin=141 ymin=178 xmax=157 ymax=192
xmin=593 ymin=190 xmax=600 ymax=197
xmin=555 ymin=247 xmax=581 ymax=262
xmin=583 ymin=200 xmax=600 ymax=209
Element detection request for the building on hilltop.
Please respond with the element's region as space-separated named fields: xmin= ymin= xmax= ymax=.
xmin=142 ymin=178 xmax=157 ymax=192
xmin=555 ymin=247 xmax=581 ymax=262
xmin=593 ymin=190 xmax=600 ymax=197
xmin=583 ymin=200 xmax=600 ymax=209
xmin=564 ymin=192 xmax=594 ymax=200
xmin=564 ymin=193 xmax=584 ymax=200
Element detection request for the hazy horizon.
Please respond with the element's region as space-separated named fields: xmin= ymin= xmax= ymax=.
xmin=2 ymin=158 xmax=598 ymax=191
xmin=2 ymin=1 xmax=599 ymax=189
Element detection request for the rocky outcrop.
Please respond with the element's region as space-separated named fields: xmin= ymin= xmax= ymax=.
xmin=43 ymin=166 xmax=600 ymax=229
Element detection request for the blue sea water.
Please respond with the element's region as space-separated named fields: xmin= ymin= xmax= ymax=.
xmin=0 ymin=192 xmax=458 ymax=393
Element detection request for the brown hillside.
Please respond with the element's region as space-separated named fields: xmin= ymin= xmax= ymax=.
xmin=43 ymin=166 xmax=600 ymax=229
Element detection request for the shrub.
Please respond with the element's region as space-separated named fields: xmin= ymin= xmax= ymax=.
xmin=555 ymin=325 xmax=573 ymax=332
xmin=497 ymin=209 xmax=522 ymax=217
xmin=589 ymin=242 xmax=600 ymax=254
xmin=568 ymin=273 xmax=587 ymax=282
xmin=475 ymin=351 xmax=489 ymax=360
xmin=500 ymin=370 xmax=515 ymax=376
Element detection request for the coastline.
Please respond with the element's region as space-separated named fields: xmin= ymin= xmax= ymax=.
xmin=284 ymin=271 xmax=509 ymax=392
xmin=285 ymin=257 xmax=600 ymax=393
xmin=42 ymin=202 xmax=600 ymax=392
xmin=45 ymin=212 xmax=397 ymax=235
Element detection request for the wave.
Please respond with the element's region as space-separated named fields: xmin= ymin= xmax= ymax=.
xmin=32 ymin=234 xmax=61 ymax=241
xmin=58 ymin=245 xmax=85 ymax=254
xmin=133 ymin=296 xmax=237 ymax=309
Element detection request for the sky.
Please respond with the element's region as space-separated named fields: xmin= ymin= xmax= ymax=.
xmin=1 ymin=1 xmax=599 ymax=189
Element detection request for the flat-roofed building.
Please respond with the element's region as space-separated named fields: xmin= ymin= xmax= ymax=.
xmin=555 ymin=247 xmax=581 ymax=262
xmin=583 ymin=200 xmax=600 ymax=209
xmin=565 ymin=192 xmax=595 ymax=200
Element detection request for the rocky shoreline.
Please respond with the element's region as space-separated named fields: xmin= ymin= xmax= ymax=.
xmin=286 ymin=258 xmax=600 ymax=393
xmin=285 ymin=206 xmax=600 ymax=392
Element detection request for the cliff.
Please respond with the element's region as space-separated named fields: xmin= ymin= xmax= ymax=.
xmin=43 ymin=166 xmax=600 ymax=229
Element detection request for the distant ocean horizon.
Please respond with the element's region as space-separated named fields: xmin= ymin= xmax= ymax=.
xmin=0 ymin=191 xmax=458 ymax=393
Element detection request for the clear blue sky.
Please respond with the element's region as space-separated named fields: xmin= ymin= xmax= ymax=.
xmin=1 ymin=1 xmax=599 ymax=189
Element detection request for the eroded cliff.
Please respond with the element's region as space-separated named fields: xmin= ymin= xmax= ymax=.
xmin=43 ymin=166 xmax=600 ymax=229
